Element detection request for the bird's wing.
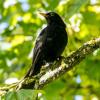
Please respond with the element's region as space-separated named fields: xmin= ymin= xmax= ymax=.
xmin=28 ymin=28 xmax=47 ymax=76
xmin=32 ymin=28 xmax=47 ymax=63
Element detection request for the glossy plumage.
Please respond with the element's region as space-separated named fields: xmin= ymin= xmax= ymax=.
xmin=24 ymin=12 xmax=68 ymax=78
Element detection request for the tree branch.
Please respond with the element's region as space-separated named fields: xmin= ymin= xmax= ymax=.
xmin=38 ymin=37 xmax=100 ymax=89
xmin=0 ymin=37 xmax=100 ymax=92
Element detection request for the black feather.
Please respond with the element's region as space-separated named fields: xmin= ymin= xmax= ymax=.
xmin=24 ymin=12 xmax=68 ymax=78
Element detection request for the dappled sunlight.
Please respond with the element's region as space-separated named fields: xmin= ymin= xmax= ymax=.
xmin=4 ymin=0 xmax=17 ymax=8
xmin=0 ymin=42 xmax=11 ymax=50
xmin=69 ymin=13 xmax=82 ymax=32
xmin=74 ymin=95 xmax=83 ymax=100
xmin=23 ymin=13 xmax=32 ymax=23
xmin=11 ymin=35 xmax=25 ymax=47
xmin=0 ymin=0 xmax=100 ymax=99
xmin=5 ymin=78 xmax=18 ymax=84
xmin=0 ymin=22 xmax=9 ymax=33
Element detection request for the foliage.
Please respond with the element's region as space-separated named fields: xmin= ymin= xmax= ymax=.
xmin=0 ymin=0 xmax=100 ymax=99
xmin=3 ymin=89 xmax=44 ymax=100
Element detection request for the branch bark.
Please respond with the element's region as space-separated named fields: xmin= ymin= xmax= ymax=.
xmin=38 ymin=37 xmax=100 ymax=89
xmin=0 ymin=37 xmax=100 ymax=92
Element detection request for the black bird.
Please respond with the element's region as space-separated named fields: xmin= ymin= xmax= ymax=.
xmin=24 ymin=12 xmax=68 ymax=78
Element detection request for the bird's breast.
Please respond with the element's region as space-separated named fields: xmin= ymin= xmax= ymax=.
xmin=44 ymin=25 xmax=68 ymax=61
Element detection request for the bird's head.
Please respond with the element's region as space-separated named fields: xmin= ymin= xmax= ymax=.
xmin=40 ymin=12 xmax=66 ymax=28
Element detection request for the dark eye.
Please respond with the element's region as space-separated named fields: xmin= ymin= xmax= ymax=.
xmin=50 ymin=13 xmax=54 ymax=16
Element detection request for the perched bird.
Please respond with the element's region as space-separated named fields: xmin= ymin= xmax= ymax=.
xmin=24 ymin=12 xmax=68 ymax=78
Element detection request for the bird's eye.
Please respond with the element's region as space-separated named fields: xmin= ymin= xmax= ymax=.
xmin=50 ymin=13 xmax=54 ymax=16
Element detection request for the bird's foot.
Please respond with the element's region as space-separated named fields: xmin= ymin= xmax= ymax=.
xmin=41 ymin=62 xmax=53 ymax=73
xmin=54 ymin=56 xmax=65 ymax=68
xmin=56 ymin=56 xmax=65 ymax=61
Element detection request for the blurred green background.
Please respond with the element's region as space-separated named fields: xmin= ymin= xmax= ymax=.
xmin=0 ymin=0 xmax=100 ymax=100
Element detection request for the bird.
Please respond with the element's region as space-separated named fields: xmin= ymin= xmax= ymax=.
xmin=24 ymin=12 xmax=68 ymax=78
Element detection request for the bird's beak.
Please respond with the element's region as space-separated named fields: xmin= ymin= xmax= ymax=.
xmin=39 ymin=13 xmax=48 ymax=18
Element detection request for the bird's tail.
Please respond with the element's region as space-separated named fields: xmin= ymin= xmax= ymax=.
xmin=24 ymin=62 xmax=42 ymax=78
xmin=20 ymin=61 xmax=42 ymax=89
xmin=24 ymin=65 xmax=33 ymax=78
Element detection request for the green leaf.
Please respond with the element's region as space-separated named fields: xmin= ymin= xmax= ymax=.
xmin=5 ymin=91 xmax=18 ymax=100
xmin=66 ymin=0 xmax=89 ymax=18
xmin=4 ymin=89 xmax=45 ymax=100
